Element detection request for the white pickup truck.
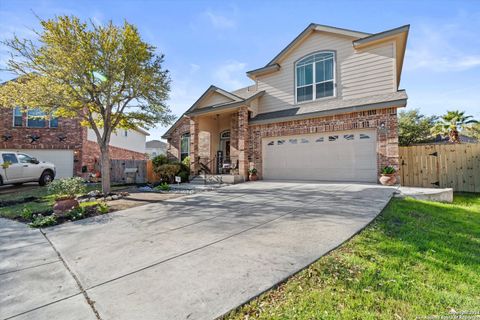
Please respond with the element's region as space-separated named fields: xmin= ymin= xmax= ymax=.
xmin=0 ymin=151 xmax=56 ymax=186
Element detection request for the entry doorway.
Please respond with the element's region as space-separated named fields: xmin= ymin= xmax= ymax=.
xmin=218 ymin=130 xmax=231 ymax=174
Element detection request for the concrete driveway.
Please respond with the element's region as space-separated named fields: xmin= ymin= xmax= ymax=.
xmin=1 ymin=181 xmax=395 ymax=320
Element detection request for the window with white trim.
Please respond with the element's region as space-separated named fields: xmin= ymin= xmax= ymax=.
xmin=13 ymin=107 xmax=22 ymax=127
xmin=27 ymin=108 xmax=46 ymax=127
xmin=295 ymin=51 xmax=335 ymax=103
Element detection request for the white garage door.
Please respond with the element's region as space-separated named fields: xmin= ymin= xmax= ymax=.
xmin=16 ymin=149 xmax=74 ymax=178
xmin=262 ymin=129 xmax=377 ymax=182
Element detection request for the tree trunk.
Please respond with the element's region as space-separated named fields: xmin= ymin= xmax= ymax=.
xmin=100 ymin=144 xmax=111 ymax=195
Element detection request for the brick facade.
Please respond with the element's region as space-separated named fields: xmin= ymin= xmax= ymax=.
xmin=248 ymin=107 xmax=399 ymax=179
xmin=167 ymin=106 xmax=399 ymax=182
xmin=0 ymin=108 xmax=146 ymax=177
xmin=0 ymin=108 xmax=85 ymax=174
xmin=81 ymin=140 xmax=146 ymax=174
xmin=166 ymin=117 xmax=191 ymax=161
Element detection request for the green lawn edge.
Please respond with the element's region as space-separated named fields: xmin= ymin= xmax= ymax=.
xmin=225 ymin=193 xmax=480 ymax=320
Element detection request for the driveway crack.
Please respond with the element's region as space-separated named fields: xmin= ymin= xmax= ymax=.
xmin=40 ymin=229 xmax=102 ymax=320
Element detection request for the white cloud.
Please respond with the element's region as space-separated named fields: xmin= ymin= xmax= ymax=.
xmin=405 ymin=22 xmax=480 ymax=72
xmin=213 ymin=60 xmax=248 ymax=90
xmin=204 ymin=10 xmax=236 ymax=29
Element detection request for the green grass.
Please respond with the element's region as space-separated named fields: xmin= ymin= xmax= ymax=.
xmin=226 ymin=193 xmax=480 ymax=320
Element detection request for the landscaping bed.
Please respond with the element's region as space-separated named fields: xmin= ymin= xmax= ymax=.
xmin=0 ymin=180 xmax=184 ymax=228
xmin=225 ymin=193 xmax=480 ymax=319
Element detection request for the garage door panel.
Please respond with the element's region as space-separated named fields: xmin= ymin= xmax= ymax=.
xmin=15 ymin=149 xmax=74 ymax=178
xmin=263 ymin=130 xmax=377 ymax=183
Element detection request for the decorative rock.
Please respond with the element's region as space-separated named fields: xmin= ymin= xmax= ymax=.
xmin=53 ymin=198 xmax=79 ymax=216
xmin=87 ymin=190 xmax=101 ymax=197
xmin=106 ymin=196 xmax=113 ymax=201
xmin=89 ymin=197 xmax=96 ymax=202
xmin=112 ymin=195 xmax=119 ymax=200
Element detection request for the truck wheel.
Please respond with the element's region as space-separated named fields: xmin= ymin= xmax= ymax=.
xmin=0 ymin=175 xmax=3 ymax=186
xmin=39 ymin=171 xmax=54 ymax=186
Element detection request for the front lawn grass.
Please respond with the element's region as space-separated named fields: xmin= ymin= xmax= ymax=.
xmin=226 ymin=193 xmax=480 ymax=320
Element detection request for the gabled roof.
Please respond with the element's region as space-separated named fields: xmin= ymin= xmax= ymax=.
xmin=247 ymin=23 xmax=370 ymax=78
xmin=161 ymin=85 xmax=264 ymax=139
xmin=247 ymin=23 xmax=410 ymax=86
xmin=182 ymin=85 xmax=243 ymax=115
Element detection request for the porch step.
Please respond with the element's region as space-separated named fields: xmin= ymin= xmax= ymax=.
xmin=190 ymin=174 xmax=245 ymax=185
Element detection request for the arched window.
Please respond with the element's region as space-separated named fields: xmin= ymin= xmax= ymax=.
xmin=295 ymin=51 xmax=335 ymax=103
xmin=180 ymin=132 xmax=190 ymax=161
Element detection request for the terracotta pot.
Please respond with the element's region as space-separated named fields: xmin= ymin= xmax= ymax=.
xmin=379 ymin=174 xmax=397 ymax=186
xmin=249 ymin=173 xmax=258 ymax=181
xmin=53 ymin=197 xmax=79 ymax=216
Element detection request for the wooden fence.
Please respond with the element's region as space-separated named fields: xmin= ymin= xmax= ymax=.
xmin=146 ymin=160 xmax=162 ymax=183
xmin=110 ymin=159 xmax=147 ymax=184
xmin=399 ymin=144 xmax=480 ymax=192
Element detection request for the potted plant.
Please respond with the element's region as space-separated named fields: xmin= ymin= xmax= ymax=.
xmin=248 ymin=168 xmax=258 ymax=181
xmin=379 ymin=166 xmax=397 ymax=186
xmin=48 ymin=177 xmax=86 ymax=215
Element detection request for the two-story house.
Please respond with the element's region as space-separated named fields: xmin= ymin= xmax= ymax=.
xmin=163 ymin=23 xmax=409 ymax=183
xmin=0 ymin=106 xmax=148 ymax=178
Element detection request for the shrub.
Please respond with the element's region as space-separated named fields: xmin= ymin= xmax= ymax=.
xmin=97 ymin=202 xmax=109 ymax=214
xmin=177 ymin=170 xmax=189 ymax=182
xmin=68 ymin=206 xmax=86 ymax=220
xmin=381 ymin=166 xmax=396 ymax=175
xmin=155 ymin=182 xmax=170 ymax=191
xmin=48 ymin=177 xmax=86 ymax=199
xmin=249 ymin=168 xmax=257 ymax=175
xmin=21 ymin=207 xmax=34 ymax=220
xmin=152 ymin=154 xmax=169 ymax=171
xmin=182 ymin=156 xmax=190 ymax=168
xmin=156 ymin=163 xmax=181 ymax=183
xmin=29 ymin=215 xmax=57 ymax=228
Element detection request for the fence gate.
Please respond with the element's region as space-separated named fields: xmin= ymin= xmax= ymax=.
xmin=399 ymin=144 xmax=480 ymax=192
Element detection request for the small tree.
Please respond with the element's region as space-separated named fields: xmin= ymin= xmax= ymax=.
xmin=463 ymin=122 xmax=480 ymax=141
xmin=0 ymin=16 xmax=174 ymax=193
xmin=398 ymin=109 xmax=437 ymax=146
xmin=431 ymin=110 xmax=478 ymax=143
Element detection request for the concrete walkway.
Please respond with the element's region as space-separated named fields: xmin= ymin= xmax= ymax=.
xmin=1 ymin=181 xmax=395 ymax=320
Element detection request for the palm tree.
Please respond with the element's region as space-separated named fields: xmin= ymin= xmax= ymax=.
xmin=431 ymin=110 xmax=478 ymax=143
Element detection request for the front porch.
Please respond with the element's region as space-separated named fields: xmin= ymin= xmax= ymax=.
xmin=189 ymin=106 xmax=250 ymax=179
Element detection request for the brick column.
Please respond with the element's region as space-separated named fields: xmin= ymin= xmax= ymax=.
xmin=237 ymin=106 xmax=249 ymax=178
xmin=189 ymin=117 xmax=199 ymax=175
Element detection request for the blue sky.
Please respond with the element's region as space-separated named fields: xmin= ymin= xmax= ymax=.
xmin=1 ymin=0 xmax=479 ymax=139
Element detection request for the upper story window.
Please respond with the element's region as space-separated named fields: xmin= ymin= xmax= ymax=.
xmin=180 ymin=132 xmax=190 ymax=161
xmin=27 ymin=108 xmax=46 ymax=127
xmin=295 ymin=51 xmax=335 ymax=103
xmin=13 ymin=107 xmax=22 ymax=127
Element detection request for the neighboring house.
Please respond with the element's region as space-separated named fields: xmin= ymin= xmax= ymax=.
xmin=145 ymin=140 xmax=167 ymax=158
xmin=163 ymin=23 xmax=409 ymax=183
xmin=432 ymin=134 xmax=478 ymax=144
xmin=0 ymin=107 xmax=148 ymax=178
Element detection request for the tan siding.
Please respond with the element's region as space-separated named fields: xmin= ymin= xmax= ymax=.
xmin=197 ymin=92 xmax=234 ymax=109
xmin=256 ymin=31 xmax=396 ymax=114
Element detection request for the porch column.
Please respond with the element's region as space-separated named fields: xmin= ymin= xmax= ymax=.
xmin=237 ymin=106 xmax=249 ymax=178
xmin=189 ymin=117 xmax=199 ymax=175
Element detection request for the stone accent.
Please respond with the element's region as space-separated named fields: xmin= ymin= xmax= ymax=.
xmin=165 ymin=107 xmax=399 ymax=183
xmin=166 ymin=117 xmax=190 ymax=161
xmin=248 ymin=107 xmax=399 ymax=179
xmin=189 ymin=117 xmax=199 ymax=174
xmin=237 ymin=106 xmax=249 ymax=178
